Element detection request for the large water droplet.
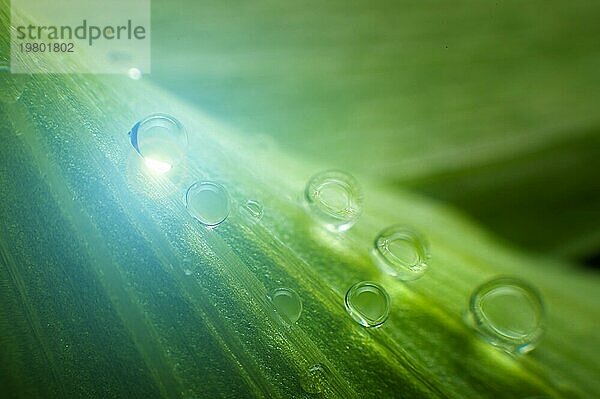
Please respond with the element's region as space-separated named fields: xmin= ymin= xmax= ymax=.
xmin=185 ymin=181 xmax=231 ymax=228
xmin=240 ymin=199 xmax=263 ymax=221
xmin=345 ymin=281 xmax=390 ymax=328
xmin=304 ymin=170 xmax=362 ymax=232
xmin=129 ymin=114 xmax=187 ymax=174
xmin=270 ymin=287 xmax=302 ymax=324
xmin=372 ymin=226 xmax=430 ymax=281
xmin=300 ymin=363 xmax=331 ymax=394
xmin=468 ymin=277 xmax=545 ymax=354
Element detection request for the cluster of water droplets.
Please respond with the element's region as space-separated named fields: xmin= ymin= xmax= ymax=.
xmin=302 ymin=170 xmax=427 ymax=331
xmin=127 ymin=115 xmax=547 ymax=395
xmin=302 ymin=169 xmax=545 ymax=354
xmin=129 ymin=114 xmax=264 ymax=230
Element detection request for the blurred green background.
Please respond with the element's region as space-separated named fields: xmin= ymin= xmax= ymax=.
xmin=149 ymin=0 xmax=600 ymax=265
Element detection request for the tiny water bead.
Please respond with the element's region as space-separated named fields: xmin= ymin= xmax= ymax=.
xmin=129 ymin=113 xmax=187 ymax=173
xmin=270 ymin=288 xmax=302 ymax=324
xmin=469 ymin=277 xmax=545 ymax=354
xmin=304 ymin=170 xmax=362 ymax=232
xmin=372 ymin=226 xmax=430 ymax=281
xmin=300 ymin=363 xmax=331 ymax=394
xmin=185 ymin=181 xmax=231 ymax=228
xmin=128 ymin=67 xmax=142 ymax=80
xmin=345 ymin=281 xmax=390 ymax=328
xmin=239 ymin=199 xmax=263 ymax=221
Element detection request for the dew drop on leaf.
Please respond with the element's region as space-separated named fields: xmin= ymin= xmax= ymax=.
xmin=345 ymin=281 xmax=390 ymax=328
xmin=469 ymin=277 xmax=545 ymax=354
xmin=270 ymin=287 xmax=302 ymax=324
xmin=185 ymin=181 xmax=231 ymax=228
xmin=129 ymin=113 xmax=187 ymax=174
xmin=371 ymin=225 xmax=430 ymax=281
xmin=304 ymin=170 xmax=362 ymax=232
xmin=240 ymin=199 xmax=264 ymax=221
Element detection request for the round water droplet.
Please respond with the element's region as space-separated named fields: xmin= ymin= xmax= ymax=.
xmin=185 ymin=181 xmax=231 ymax=228
xmin=270 ymin=287 xmax=302 ymax=324
xmin=304 ymin=170 xmax=362 ymax=232
xmin=372 ymin=226 xmax=430 ymax=281
xmin=345 ymin=281 xmax=390 ymax=328
xmin=469 ymin=277 xmax=545 ymax=354
xmin=128 ymin=67 xmax=142 ymax=80
xmin=240 ymin=199 xmax=263 ymax=221
xmin=129 ymin=114 xmax=187 ymax=174
xmin=300 ymin=363 xmax=331 ymax=394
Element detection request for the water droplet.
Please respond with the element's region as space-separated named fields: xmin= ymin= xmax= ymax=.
xmin=270 ymin=288 xmax=302 ymax=324
xmin=185 ymin=181 xmax=231 ymax=228
xmin=128 ymin=67 xmax=142 ymax=80
xmin=300 ymin=363 xmax=331 ymax=394
xmin=468 ymin=277 xmax=545 ymax=354
xmin=304 ymin=170 xmax=362 ymax=232
xmin=240 ymin=199 xmax=263 ymax=221
xmin=345 ymin=281 xmax=390 ymax=328
xmin=371 ymin=226 xmax=430 ymax=281
xmin=129 ymin=114 xmax=187 ymax=174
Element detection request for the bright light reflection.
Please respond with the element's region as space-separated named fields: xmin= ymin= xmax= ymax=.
xmin=128 ymin=67 xmax=142 ymax=80
xmin=144 ymin=158 xmax=172 ymax=174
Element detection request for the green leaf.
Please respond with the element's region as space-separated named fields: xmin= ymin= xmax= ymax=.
xmin=0 ymin=68 xmax=599 ymax=398
xmin=1 ymin=2 xmax=599 ymax=398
